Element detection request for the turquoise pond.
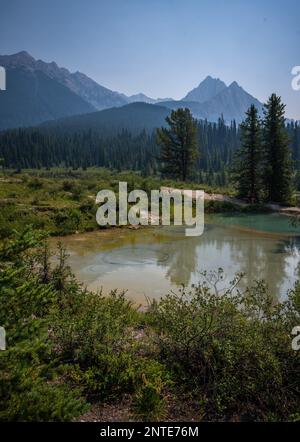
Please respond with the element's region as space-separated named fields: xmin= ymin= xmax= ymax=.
xmin=53 ymin=213 xmax=300 ymax=305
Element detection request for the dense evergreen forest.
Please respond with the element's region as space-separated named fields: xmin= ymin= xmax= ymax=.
xmin=0 ymin=118 xmax=299 ymax=187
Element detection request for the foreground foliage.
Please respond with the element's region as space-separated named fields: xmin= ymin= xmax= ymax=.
xmin=0 ymin=168 xmax=234 ymax=240
xmin=150 ymin=271 xmax=300 ymax=420
xmin=0 ymin=231 xmax=300 ymax=421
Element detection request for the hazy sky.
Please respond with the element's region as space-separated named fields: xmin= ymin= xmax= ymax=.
xmin=0 ymin=0 xmax=299 ymax=118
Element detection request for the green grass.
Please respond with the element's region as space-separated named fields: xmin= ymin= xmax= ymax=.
xmin=0 ymin=167 xmax=234 ymax=239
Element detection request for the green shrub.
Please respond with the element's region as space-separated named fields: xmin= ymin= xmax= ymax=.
xmin=204 ymin=200 xmax=241 ymax=213
xmin=53 ymin=208 xmax=82 ymax=234
xmin=71 ymin=186 xmax=83 ymax=201
xmin=132 ymin=359 xmax=170 ymax=421
xmin=28 ymin=178 xmax=43 ymax=190
xmin=150 ymin=271 xmax=300 ymax=421
xmin=62 ymin=180 xmax=75 ymax=192
xmin=79 ymin=199 xmax=95 ymax=214
xmin=0 ymin=230 xmax=88 ymax=421
xmin=51 ymin=289 xmax=140 ymax=399
xmin=132 ymin=381 xmax=166 ymax=421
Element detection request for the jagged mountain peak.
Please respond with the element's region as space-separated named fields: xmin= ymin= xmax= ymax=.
xmin=183 ymin=76 xmax=227 ymax=103
xmin=0 ymin=50 xmax=36 ymax=67
xmin=159 ymin=77 xmax=263 ymax=123
xmin=228 ymin=81 xmax=242 ymax=90
xmin=13 ymin=50 xmax=35 ymax=61
xmin=202 ymin=75 xmax=223 ymax=84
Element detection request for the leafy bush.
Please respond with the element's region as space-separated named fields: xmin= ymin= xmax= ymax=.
xmin=28 ymin=178 xmax=43 ymax=190
xmin=149 ymin=271 xmax=300 ymax=421
xmin=52 ymin=208 xmax=82 ymax=234
xmin=62 ymin=180 xmax=75 ymax=192
xmin=51 ymin=288 xmax=141 ymax=399
xmin=132 ymin=359 xmax=170 ymax=421
xmin=0 ymin=230 xmax=88 ymax=421
xmin=204 ymin=200 xmax=241 ymax=213
xmin=79 ymin=199 xmax=96 ymax=214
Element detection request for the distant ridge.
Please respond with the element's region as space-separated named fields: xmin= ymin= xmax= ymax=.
xmin=0 ymin=51 xmax=265 ymax=130
xmin=39 ymin=102 xmax=171 ymax=136
xmin=125 ymin=93 xmax=174 ymax=104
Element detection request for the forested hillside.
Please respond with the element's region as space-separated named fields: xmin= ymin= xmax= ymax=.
xmin=1 ymin=118 xmax=299 ymax=187
xmin=39 ymin=102 xmax=171 ymax=135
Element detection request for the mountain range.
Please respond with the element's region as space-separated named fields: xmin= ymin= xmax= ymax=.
xmin=160 ymin=79 xmax=263 ymax=123
xmin=0 ymin=51 xmax=264 ymax=131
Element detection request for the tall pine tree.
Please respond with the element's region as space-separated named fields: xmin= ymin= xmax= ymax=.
xmin=232 ymin=105 xmax=262 ymax=203
xmin=157 ymin=108 xmax=198 ymax=181
xmin=263 ymin=94 xmax=292 ymax=203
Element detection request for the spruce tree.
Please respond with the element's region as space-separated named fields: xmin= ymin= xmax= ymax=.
xmin=232 ymin=105 xmax=262 ymax=202
xmin=263 ymin=94 xmax=292 ymax=203
xmin=156 ymin=108 xmax=198 ymax=181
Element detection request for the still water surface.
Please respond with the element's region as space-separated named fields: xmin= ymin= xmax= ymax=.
xmin=54 ymin=213 xmax=300 ymax=305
